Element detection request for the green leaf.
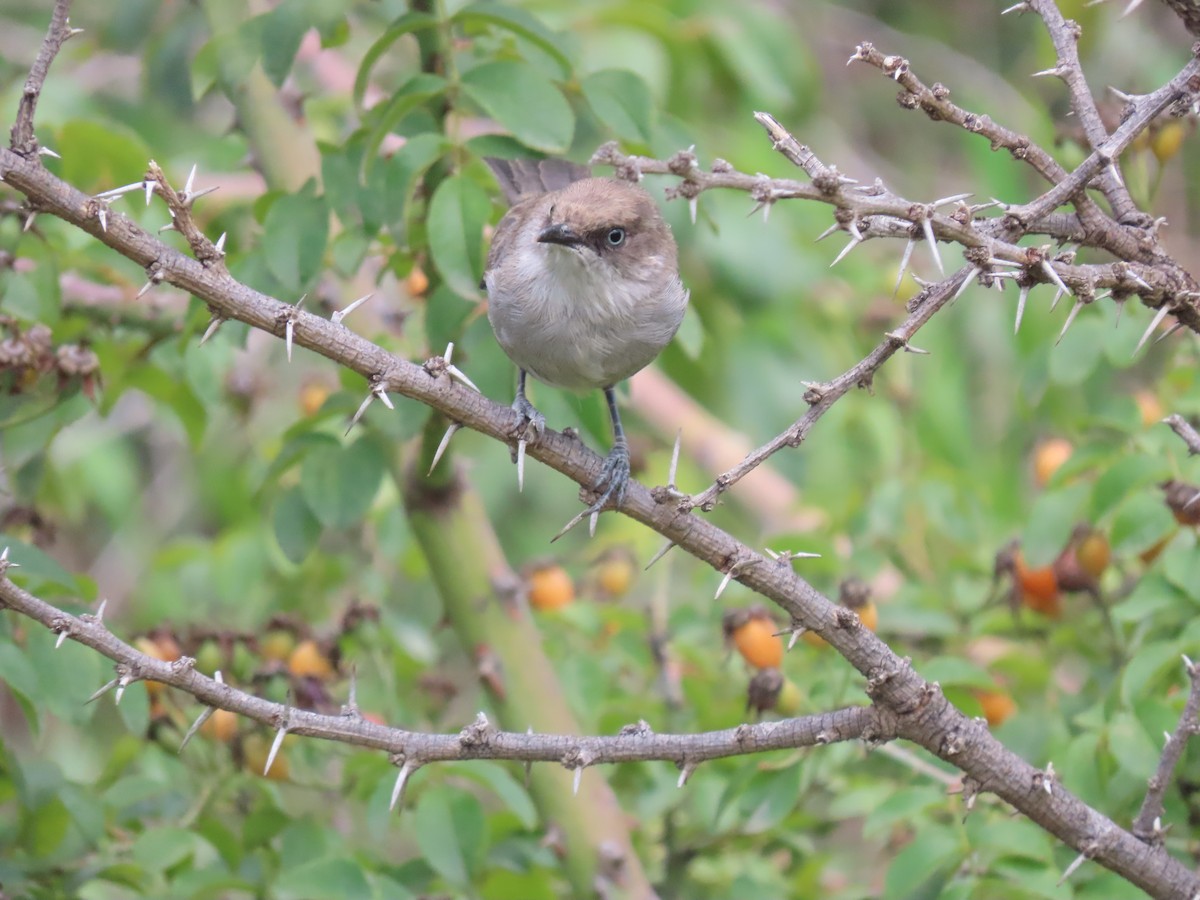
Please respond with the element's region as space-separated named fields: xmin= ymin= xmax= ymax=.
xmin=881 ymin=825 xmax=963 ymax=898
xmin=1110 ymin=491 xmax=1175 ymax=556
xmin=453 ymin=3 xmax=572 ymax=78
xmin=1090 ymin=452 xmax=1169 ymax=520
xmin=1106 ymin=711 xmax=1160 ymax=779
xmin=59 ymin=120 xmax=153 ymax=195
xmin=382 ymin=132 xmax=447 ymax=242
xmin=581 ymin=69 xmax=655 ymax=143
xmin=25 ymin=796 xmax=70 ymax=857
xmin=1047 ymin=315 xmax=1104 ymax=386
xmin=460 ymin=61 xmax=574 ymax=154
xmin=273 ymin=487 xmax=322 ymax=563
xmin=1019 ymin=482 xmax=1090 ymax=568
xmin=0 ymin=642 xmax=39 ymax=732
xmin=262 ymin=184 xmax=329 ymax=294
xmin=0 ymin=535 xmax=79 ymax=593
xmin=299 ymin=436 xmax=385 ymax=529
xmin=275 ymin=858 xmax=372 ymax=900
xmin=445 ymin=762 xmax=538 ymax=829
xmin=362 ymin=73 xmax=448 ymax=175
xmin=130 ymin=827 xmax=200 ymax=871
xmin=353 ymin=11 xmax=439 ymax=109
xmin=260 ymin=1 xmax=309 ymax=87
xmin=427 ymin=175 xmax=492 ymax=301
xmin=414 ymin=787 xmax=486 ymax=886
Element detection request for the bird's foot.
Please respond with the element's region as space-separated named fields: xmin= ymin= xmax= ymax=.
xmin=512 ymin=395 xmax=546 ymax=493
xmin=552 ymin=444 xmax=630 ymax=542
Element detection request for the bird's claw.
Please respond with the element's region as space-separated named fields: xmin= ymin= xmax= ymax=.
xmin=551 ymin=445 xmax=630 ymax=542
xmin=512 ymin=394 xmax=545 ymax=436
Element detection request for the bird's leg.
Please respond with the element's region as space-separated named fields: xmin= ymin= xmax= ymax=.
xmin=513 ymin=369 xmax=546 ymax=433
xmin=588 ymin=386 xmax=631 ymax=507
xmin=512 ymin=369 xmax=545 ymax=492
xmin=551 ymin=386 xmax=631 ymax=541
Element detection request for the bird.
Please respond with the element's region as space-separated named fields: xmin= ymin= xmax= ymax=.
xmin=481 ymin=157 xmax=688 ymax=532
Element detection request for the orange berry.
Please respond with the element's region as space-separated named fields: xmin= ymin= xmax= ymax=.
xmin=973 ymin=688 xmax=1017 ymax=727
xmin=287 ymin=639 xmax=335 ymax=680
xmin=1133 ymin=390 xmax=1163 ymax=428
xmin=260 ymin=629 xmax=297 ymax=664
xmin=593 ymin=548 xmax=636 ymax=599
xmin=299 ymin=381 xmax=330 ymax=417
xmin=1013 ymin=551 xmax=1061 ymax=618
xmin=723 ymin=609 xmax=784 ymax=669
xmin=1033 ymin=438 xmax=1073 ymax=488
xmin=1151 ymin=120 xmax=1188 ymax=164
xmin=528 ymin=564 xmax=575 ymax=611
xmin=201 ymin=708 xmax=238 ymax=743
xmin=405 ymin=266 xmax=430 ymax=298
xmin=1075 ymin=530 xmax=1110 ymax=580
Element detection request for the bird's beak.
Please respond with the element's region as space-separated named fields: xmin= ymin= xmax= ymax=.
xmin=537 ymin=223 xmax=582 ymax=247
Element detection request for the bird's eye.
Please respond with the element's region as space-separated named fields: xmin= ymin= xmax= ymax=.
xmin=606 ymin=227 xmax=626 ymax=247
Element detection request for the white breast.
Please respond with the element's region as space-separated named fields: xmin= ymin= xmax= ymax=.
xmin=487 ymin=244 xmax=687 ymax=391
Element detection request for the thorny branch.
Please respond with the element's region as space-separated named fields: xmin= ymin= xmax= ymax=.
xmin=1131 ymin=656 xmax=1200 ymax=844
xmin=3 ymin=2 xmax=1200 ymax=898
xmin=1165 ymin=413 xmax=1200 ymax=455
xmin=9 ymin=0 xmax=73 ymax=157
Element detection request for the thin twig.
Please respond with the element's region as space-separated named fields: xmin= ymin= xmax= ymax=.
xmin=10 ymin=0 xmax=73 ymax=155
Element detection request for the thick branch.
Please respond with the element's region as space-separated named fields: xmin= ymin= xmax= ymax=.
xmin=0 ymin=571 xmax=880 ymax=764
xmin=9 ymin=0 xmax=73 ymax=156
xmin=1132 ymin=658 xmax=1200 ymax=842
xmin=1164 ymin=413 xmax=1200 ymax=454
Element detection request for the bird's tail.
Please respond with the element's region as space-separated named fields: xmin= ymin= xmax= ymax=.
xmin=484 ymin=157 xmax=591 ymax=205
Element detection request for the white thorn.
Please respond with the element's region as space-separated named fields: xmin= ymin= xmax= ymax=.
xmin=429 ymin=423 xmax=461 ymax=475
xmin=375 ymin=386 xmax=394 ymax=410
xmin=1031 ymin=66 xmax=1064 ymax=78
xmin=179 ymin=706 xmax=214 ymax=752
xmin=346 ymin=391 xmax=375 ymax=435
xmin=715 ymin=568 xmax=736 ymax=600
xmin=144 ymin=179 xmax=155 ymax=206
xmin=573 ymin=766 xmax=583 ymax=795
xmin=95 ymin=598 xmax=108 ymax=622
xmin=331 ymin=292 xmax=373 ymax=325
xmin=645 ymin=540 xmax=676 ymax=570
xmin=933 ymin=191 xmax=972 ymax=208
xmin=264 ymin=725 xmax=287 ymax=776
xmin=1040 ymin=260 xmax=1070 ymax=298
xmin=37 ymin=145 xmax=61 ymax=159
xmin=390 ymin=761 xmax=413 ymax=810
xmin=787 ymin=628 xmax=802 ymax=650
xmin=667 ymin=430 xmax=682 ymax=488
xmin=114 ymin=675 xmax=130 ymax=705
xmin=814 ymin=222 xmax=840 ymax=243
xmin=1134 ymin=304 xmax=1171 ymax=356
xmin=55 ymin=629 xmax=69 ymax=649
xmin=214 ymin=232 xmax=226 ymax=254
xmin=97 ymin=207 xmax=107 ymax=232
xmin=285 ymin=319 xmax=295 ymax=362
xmin=94 ymin=182 xmax=146 ymax=200
xmin=1120 ymin=0 xmax=1146 ymax=16
xmin=516 ymin=438 xmax=527 ymax=492
xmin=1015 ymin=285 xmax=1030 ymax=334
xmin=951 ymin=268 xmax=980 ymax=303
xmin=183 ymin=163 xmax=197 ymax=196
xmin=588 ymin=510 xmax=599 ymax=538
xmin=1058 ymin=852 xmax=1088 ymax=885
xmin=893 ymin=239 xmax=915 ymax=298
xmin=1184 ymin=654 xmax=1196 ymax=676
xmin=200 ymin=316 xmax=223 ymax=346
xmin=446 ymin=364 xmax=479 ymax=392
xmin=846 ymin=218 xmax=863 ymax=243
xmin=688 ymin=196 xmax=698 ymax=225
xmin=830 ymin=236 xmax=862 ymax=267
xmin=922 ymin=216 xmax=943 ymax=274
xmin=1056 ymin=298 xmax=1085 ymax=345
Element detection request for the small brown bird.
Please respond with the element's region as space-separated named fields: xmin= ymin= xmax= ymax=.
xmin=482 ymin=158 xmax=688 ymax=528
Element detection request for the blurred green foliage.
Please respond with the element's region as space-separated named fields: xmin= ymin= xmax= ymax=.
xmin=2 ymin=0 xmax=1200 ymax=897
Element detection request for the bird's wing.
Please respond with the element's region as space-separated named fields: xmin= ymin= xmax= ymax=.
xmin=484 ymin=157 xmax=591 ymax=205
